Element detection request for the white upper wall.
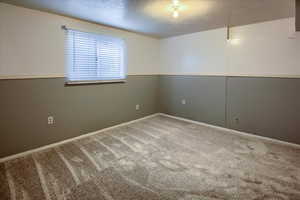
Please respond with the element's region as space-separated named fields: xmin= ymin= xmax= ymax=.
xmin=1 ymin=3 xmax=300 ymax=78
xmin=161 ymin=18 xmax=300 ymax=77
xmin=228 ymin=18 xmax=300 ymax=77
xmin=0 ymin=3 xmax=161 ymax=78
xmin=160 ymin=28 xmax=228 ymax=75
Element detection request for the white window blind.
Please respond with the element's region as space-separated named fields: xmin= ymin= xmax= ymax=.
xmin=65 ymin=29 xmax=126 ymax=83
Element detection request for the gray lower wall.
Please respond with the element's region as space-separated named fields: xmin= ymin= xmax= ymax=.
xmin=227 ymin=77 xmax=300 ymax=144
xmin=0 ymin=75 xmax=159 ymax=158
xmin=159 ymin=75 xmax=300 ymax=145
xmin=1 ymin=74 xmax=300 ymax=158
xmin=159 ymin=76 xmax=226 ymax=127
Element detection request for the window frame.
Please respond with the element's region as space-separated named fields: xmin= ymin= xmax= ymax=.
xmin=64 ymin=28 xmax=127 ymax=85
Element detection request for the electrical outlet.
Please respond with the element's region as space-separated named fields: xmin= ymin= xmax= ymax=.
xmin=135 ymin=104 xmax=140 ymax=110
xmin=48 ymin=116 xmax=54 ymax=125
xmin=235 ymin=117 xmax=239 ymax=124
xmin=181 ymin=99 xmax=186 ymax=105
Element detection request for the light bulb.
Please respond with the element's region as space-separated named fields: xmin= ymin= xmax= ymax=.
xmin=170 ymin=0 xmax=181 ymax=18
xmin=173 ymin=0 xmax=180 ymax=6
xmin=173 ymin=10 xmax=179 ymax=18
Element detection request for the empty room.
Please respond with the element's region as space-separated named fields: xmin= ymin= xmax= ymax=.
xmin=0 ymin=0 xmax=300 ymax=199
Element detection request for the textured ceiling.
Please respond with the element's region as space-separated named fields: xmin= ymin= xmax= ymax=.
xmin=0 ymin=0 xmax=295 ymax=38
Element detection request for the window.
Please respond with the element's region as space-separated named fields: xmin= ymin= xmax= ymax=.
xmin=65 ymin=29 xmax=126 ymax=84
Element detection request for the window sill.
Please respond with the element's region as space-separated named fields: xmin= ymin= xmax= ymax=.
xmin=65 ymin=79 xmax=126 ymax=85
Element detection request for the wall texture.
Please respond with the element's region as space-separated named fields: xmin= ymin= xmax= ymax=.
xmin=228 ymin=18 xmax=300 ymax=76
xmin=158 ymin=17 xmax=300 ymax=146
xmin=0 ymin=3 xmax=161 ymax=158
xmin=160 ymin=18 xmax=300 ymax=77
xmin=2 ymin=75 xmax=299 ymax=158
xmin=159 ymin=75 xmax=300 ymax=145
xmin=159 ymin=76 xmax=226 ymax=127
xmin=0 ymin=76 xmax=159 ymax=158
xmin=1 ymin=3 xmax=300 ymax=158
xmin=160 ymin=28 xmax=227 ymax=75
xmin=227 ymin=77 xmax=300 ymax=144
xmin=0 ymin=3 xmax=161 ymax=78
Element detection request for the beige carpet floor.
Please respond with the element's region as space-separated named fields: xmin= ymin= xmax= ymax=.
xmin=0 ymin=115 xmax=300 ymax=200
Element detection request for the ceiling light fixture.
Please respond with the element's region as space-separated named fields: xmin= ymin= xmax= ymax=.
xmin=171 ymin=0 xmax=181 ymax=18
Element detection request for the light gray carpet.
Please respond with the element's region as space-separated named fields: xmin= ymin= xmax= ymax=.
xmin=0 ymin=115 xmax=300 ymax=200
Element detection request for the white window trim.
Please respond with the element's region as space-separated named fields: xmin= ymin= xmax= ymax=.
xmin=64 ymin=27 xmax=127 ymax=85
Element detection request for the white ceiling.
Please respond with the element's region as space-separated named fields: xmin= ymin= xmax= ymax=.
xmin=0 ymin=0 xmax=295 ymax=38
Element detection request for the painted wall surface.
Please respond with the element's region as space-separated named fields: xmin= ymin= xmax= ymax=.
xmin=3 ymin=75 xmax=298 ymax=158
xmin=228 ymin=18 xmax=300 ymax=76
xmin=160 ymin=28 xmax=228 ymax=75
xmin=1 ymin=3 xmax=299 ymax=78
xmin=159 ymin=76 xmax=226 ymax=127
xmin=158 ymin=17 xmax=300 ymax=145
xmin=1 ymin=2 xmax=300 ymax=158
xmin=227 ymin=77 xmax=300 ymax=144
xmin=160 ymin=18 xmax=300 ymax=77
xmin=0 ymin=76 xmax=159 ymax=158
xmin=0 ymin=3 xmax=161 ymax=78
xmin=159 ymin=75 xmax=300 ymax=145
xmin=0 ymin=3 xmax=161 ymax=158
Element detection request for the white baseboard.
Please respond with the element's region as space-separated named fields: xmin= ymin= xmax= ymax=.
xmin=0 ymin=113 xmax=160 ymax=163
xmin=159 ymin=113 xmax=300 ymax=149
